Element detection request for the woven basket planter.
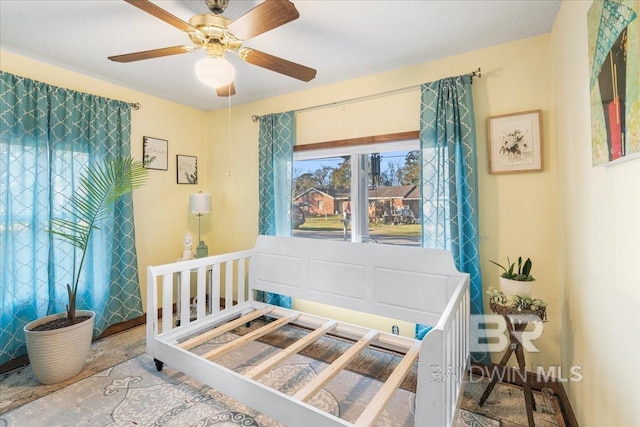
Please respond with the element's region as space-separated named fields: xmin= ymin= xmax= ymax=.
xmin=24 ymin=310 xmax=95 ymax=384
xmin=490 ymin=301 xmax=547 ymax=320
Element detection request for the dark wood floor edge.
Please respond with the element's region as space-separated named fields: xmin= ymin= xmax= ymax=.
xmin=95 ymin=314 xmax=146 ymax=340
xmin=553 ymin=381 xmax=579 ymax=427
xmin=469 ymin=362 xmax=579 ymax=427
xmin=0 ymin=355 xmax=29 ymax=375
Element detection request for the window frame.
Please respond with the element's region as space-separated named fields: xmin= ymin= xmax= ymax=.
xmin=293 ymin=136 xmax=420 ymax=243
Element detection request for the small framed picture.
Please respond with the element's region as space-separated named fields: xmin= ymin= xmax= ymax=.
xmin=143 ymin=136 xmax=168 ymax=170
xmin=177 ymin=155 xmax=197 ymax=184
xmin=487 ymin=110 xmax=543 ymax=174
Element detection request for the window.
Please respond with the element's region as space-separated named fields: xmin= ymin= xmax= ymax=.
xmin=0 ymin=139 xmax=91 ymax=299
xmin=292 ymin=140 xmax=420 ymax=246
xmin=1 ymin=73 xmax=143 ymax=366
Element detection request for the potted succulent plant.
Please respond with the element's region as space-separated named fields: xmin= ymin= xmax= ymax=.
xmin=489 ymin=256 xmax=535 ymax=298
xmin=23 ymin=157 xmax=148 ymax=384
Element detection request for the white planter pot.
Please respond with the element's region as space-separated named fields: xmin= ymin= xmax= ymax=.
xmin=499 ymin=277 xmax=534 ymax=298
xmin=24 ymin=310 xmax=95 ymax=385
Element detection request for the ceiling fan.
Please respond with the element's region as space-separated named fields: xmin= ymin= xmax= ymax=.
xmin=108 ymin=0 xmax=317 ymax=97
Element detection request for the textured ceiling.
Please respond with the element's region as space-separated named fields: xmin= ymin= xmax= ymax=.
xmin=0 ymin=0 xmax=561 ymax=111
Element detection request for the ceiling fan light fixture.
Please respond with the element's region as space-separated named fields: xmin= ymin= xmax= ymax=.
xmin=195 ymin=57 xmax=235 ymax=88
xmin=112 ymin=0 xmax=316 ymax=96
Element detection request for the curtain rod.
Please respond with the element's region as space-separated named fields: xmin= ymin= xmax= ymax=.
xmin=251 ymin=67 xmax=481 ymax=122
xmin=128 ymin=102 xmax=141 ymax=110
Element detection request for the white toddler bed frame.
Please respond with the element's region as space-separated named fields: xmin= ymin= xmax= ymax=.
xmin=147 ymin=235 xmax=470 ymax=426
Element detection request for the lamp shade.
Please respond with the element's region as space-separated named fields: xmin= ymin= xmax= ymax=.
xmin=190 ymin=192 xmax=211 ymax=214
xmin=195 ymin=57 xmax=235 ymax=88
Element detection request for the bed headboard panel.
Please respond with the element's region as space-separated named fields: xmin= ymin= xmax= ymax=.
xmin=249 ymin=235 xmax=467 ymax=326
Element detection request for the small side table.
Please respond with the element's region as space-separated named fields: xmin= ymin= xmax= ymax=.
xmin=478 ymin=302 xmax=547 ymax=427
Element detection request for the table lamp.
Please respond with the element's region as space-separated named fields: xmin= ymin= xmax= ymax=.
xmin=190 ymin=191 xmax=211 ymax=258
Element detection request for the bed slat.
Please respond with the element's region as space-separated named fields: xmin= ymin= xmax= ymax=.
xmin=293 ymin=329 xmax=379 ymax=403
xmin=201 ymin=312 xmax=301 ymax=360
xmin=355 ymin=340 xmax=421 ymax=427
xmin=245 ymin=320 xmax=338 ymax=380
xmin=179 ymin=307 xmax=274 ymax=350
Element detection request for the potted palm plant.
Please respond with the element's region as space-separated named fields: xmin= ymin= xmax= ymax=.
xmin=489 ymin=256 xmax=535 ymax=298
xmin=23 ymin=157 xmax=148 ymax=384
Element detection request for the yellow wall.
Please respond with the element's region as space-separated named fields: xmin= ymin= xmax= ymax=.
xmin=207 ymin=35 xmax=560 ymax=365
xmin=3 ymin=34 xmax=562 ymax=368
xmin=0 ymin=50 xmax=212 ymax=310
xmin=8 ymin=15 xmax=634 ymax=422
xmin=551 ymin=1 xmax=640 ymax=425
xmin=4 ymin=7 xmax=639 ymax=421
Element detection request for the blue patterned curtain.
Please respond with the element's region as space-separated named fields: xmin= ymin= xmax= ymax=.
xmin=257 ymin=111 xmax=294 ymax=308
xmin=0 ymin=72 xmax=143 ymax=366
xmin=417 ymin=75 xmax=490 ymax=365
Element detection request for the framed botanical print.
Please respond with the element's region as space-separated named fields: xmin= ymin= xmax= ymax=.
xmin=487 ymin=110 xmax=543 ymax=174
xmin=177 ymin=155 xmax=197 ymax=184
xmin=143 ymin=136 xmax=168 ymax=170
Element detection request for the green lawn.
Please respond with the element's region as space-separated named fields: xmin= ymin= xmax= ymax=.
xmin=370 ymin=221 xmax=421 ymax=236
xmin=298 ymin=215 xmax=344 ymax=231
xmin=299 ymin=215 xmax=420 ymax=236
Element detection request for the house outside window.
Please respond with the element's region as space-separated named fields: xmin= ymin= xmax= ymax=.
xmin=292 ymin=140 xmax=420 ymax=246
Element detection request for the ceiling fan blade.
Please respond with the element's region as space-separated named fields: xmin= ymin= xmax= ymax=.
xmin=124 ymin=0 xmax=199 ymax=33
xmin=240 ymin=48 xmax=316 ymax=82
xmin=216 ymin=82 xmax=236 ymax=97
xmin=108 ymin=45 xmax=195 ymax=63
xmin=227 ymin=0 xmax=299 ymax=40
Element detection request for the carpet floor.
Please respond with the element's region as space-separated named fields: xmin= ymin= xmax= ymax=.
xmin=0 ymin=323 xmax=566 ymax=426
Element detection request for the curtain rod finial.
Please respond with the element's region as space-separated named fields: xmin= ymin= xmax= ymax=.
xmin=251 ymin=115 xmax=260 ymax=122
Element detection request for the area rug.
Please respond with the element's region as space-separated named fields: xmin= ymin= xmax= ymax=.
xmin=0 ymin=323 xmax=147 ymax=414
xmin=0 ymin=326 xmax=565 ymax=427
xmin=0 ymin=332 xmax=415 ymax=426
xmin=457 ymin=409 xmax=501 ymax=427
xmin=459 ymin=378 xmax=565 ymax=427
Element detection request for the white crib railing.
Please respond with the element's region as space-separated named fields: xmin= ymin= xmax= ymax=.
xmin=146 ymin=237 xmax=470 ymax=427
xmin=146 ymin=250 xmax=253 ymax=352
xmin=416 ymin=278 xmax=470 ymax=426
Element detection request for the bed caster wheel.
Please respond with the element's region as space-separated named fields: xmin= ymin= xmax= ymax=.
xmin=245 ymin=322 xmax=251 ymax=328
xmin=154 ymin=358 xmax=164 ymax=371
